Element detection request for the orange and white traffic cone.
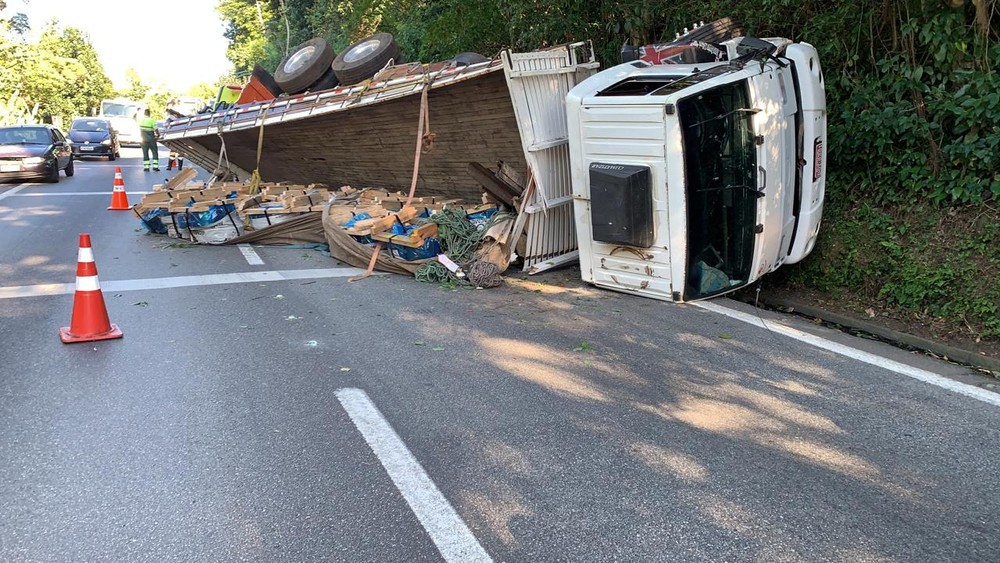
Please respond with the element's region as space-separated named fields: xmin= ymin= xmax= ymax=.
xmin=108 ymin=166 xmax=131 ymax=210
xmin=59 ymin=233 xmax=124 ymax=343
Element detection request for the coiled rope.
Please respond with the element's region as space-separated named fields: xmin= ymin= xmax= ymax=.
xmin=414 ymin=210 xmax=513 ymax=287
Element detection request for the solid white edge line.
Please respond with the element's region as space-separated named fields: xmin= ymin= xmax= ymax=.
xmin=695 ymin=301 xmax=1000 ymax=408
xmin=335 ymin=388 xmax=493 ymax=563
xmin=0 ymin=268 xmax=378 ymax=299
xmin=238 ymin=244 xmax=264 ymax=266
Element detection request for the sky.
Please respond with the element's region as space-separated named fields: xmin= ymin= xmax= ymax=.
xmin=8 ymin=0 xmax=233 ymax=92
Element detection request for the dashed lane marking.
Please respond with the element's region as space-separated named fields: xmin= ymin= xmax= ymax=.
xmin=336 ymin=388 xmax=493 ymax=563
xmin=238 ymin=244 xmax=264 ymax=265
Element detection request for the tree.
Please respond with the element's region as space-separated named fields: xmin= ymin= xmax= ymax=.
xmin=38 ymin=25 xmax=113 ymax=117
xmin=119 ymin=68 xmax=149 ymax=101
xmin=218 ymin=0 xmax=274 ymax=74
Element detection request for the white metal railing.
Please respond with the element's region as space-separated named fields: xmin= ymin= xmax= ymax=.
xmin=501 ymin=42 xmax=599 ymax=273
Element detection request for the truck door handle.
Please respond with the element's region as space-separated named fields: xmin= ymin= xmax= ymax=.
xmin=758 ymin=166 xmax=767 ymax=191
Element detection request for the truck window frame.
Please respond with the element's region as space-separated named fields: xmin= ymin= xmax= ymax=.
xmin=678 ymin=80 xmax=758 ymax=300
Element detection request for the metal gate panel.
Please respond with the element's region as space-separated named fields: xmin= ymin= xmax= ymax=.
xmin=502 ymin=42 xmax=598 ymax=272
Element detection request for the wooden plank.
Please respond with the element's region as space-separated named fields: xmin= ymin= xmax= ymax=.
xmin=162 ymin=168 xmax=198 ymax=191
xmin=371 ymin=222 xmax=438 ymax=248
xmin=345 ymin=206 xmax=419 ymax=235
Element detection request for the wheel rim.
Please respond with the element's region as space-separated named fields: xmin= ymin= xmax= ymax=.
xmin=283 ymin=45 xmax=316 ymax=74
xmin=343 ymin=39 xmax=382 ymax=63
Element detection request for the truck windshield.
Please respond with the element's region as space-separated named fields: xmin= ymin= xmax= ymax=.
xmin=678 ymin=81 xmax=757 ymax=300
xmin=101 ymin=102 xmax=139 ymax=118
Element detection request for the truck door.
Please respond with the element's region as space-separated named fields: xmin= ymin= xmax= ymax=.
xmin=747 ymin=63 xmax=797 ymax=272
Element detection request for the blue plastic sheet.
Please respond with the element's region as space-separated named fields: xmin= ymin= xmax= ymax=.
xmin=174 ymin=203 xmax=237 ymax=229
xmin=138 ymin=208 xmax=169 ymax=234
xmin=343 ymin=212 xmax=374 ymax=245
xmin=467 ymin=207 xmax=498 ymax=230
xmin=387 ymin=221 xmax=441 ymax=261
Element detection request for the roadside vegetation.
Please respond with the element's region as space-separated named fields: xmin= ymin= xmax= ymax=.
xmin=3 ymin=0 xmax=996 ymax=346
xmin=0 ymin=2 xmax=221 ymax=126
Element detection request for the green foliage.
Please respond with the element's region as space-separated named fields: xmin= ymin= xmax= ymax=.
xmin=218 ymin=0 xmax=275 ymax=73
xmin=119 ymin=69 xmax=150 ymax=101
xmin=829 ymin=9 xmax=1000 ymax=206
xmin=39 ymin=25 xmax=113 ymax=118
xmin=0 ymin=20 xmax=113 ymax=124
xmin=783 ymin=200 xmax=1000 ymax=339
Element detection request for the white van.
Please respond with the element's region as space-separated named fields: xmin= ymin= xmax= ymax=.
xmin=99 ymin=98 xmax=147 ymax=147
xmin=567 ymin=34 xmax=827 ymax=302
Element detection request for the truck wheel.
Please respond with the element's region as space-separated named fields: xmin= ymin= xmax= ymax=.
xmin=64 ymin=158 xmax=74 ymax=177
xmin=274 ymin=38 xmax=337 ymax=94
xmin=451 ymin=52 xmax=490 ymax=66
xmin=332 ymin=33 xmax=401 ymax=85
xmin=307 ymin=66 xmax=340 ymax=92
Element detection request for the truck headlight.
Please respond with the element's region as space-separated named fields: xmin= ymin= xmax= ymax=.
xmin=23 ymin=157 xmax=46 ymax=164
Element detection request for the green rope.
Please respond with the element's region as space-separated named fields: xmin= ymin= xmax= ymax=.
xmin=430 ymin=209 xmax=481 ymax=262
xmin=414 ymin=261 xmax=463 ymax=285
xmin=414 ymin=209 xmax=513 ymax=286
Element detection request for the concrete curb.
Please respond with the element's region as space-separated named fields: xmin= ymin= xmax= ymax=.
xmin=741 ymin=295 xmax=1000 ymax=375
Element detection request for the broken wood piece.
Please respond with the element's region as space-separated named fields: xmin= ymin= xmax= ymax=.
xmin=465 ymin=203 xmax=499 ymax=216
xmin=496 ymin=161 xmax=525 ymax=193
xmin=467 ymin=162 xmax=521 ymax=207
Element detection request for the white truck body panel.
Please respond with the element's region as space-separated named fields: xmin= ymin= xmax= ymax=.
xmin=502 ymin=43 xmax=599 ymax=272
xmin=568 ymin=37 xmax=827 ymax=302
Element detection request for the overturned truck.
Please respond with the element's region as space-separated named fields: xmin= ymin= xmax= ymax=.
xmin=159 ymin=19 xmax=826 ymax=302
xmin=569 ymin=24 xmax=827 ymax=302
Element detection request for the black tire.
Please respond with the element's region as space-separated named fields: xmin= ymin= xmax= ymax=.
xmin=452 ymin=52 xmax=490 ymax=66
xmin=274 ymin=38 xmax=337 ymax=94
xmin=46 ymin=162 xmax=59 ymax=183
xmin=64 ymin=157 xmax=74 ymax=177
xmin=332 ymin=33 xmax=402 ymax=85
xmin=306 ymin=65 xmax=340 ymax=92
xmin=108 ymin=150 xmax=116 ymax=162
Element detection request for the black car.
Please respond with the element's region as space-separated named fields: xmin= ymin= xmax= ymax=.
xmin=67 ymin=117 xmax=120 ymax=160
xmin=0 ymin=124 xmax=74 ymax=183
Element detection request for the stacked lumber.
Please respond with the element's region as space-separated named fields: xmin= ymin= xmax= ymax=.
xmin=135 ymin=182 xmax=255 ymax=215
xmin=239 ymin=183 xmax=351 ymax=216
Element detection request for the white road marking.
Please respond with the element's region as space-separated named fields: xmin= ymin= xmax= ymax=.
xmin=0 ymin=184 xmax=30 ymax=202
xmin=335 ymin=388 xmax=493 ymax=563
xmin=5 ymin=192 xmax=151 ymax=196
xmin=696 ymin=301 xmax=1000 ymax=408
xmin=0 ymin=268 xmax=377 ymax=299
xmin=238 ymin=244 xmax=264 ymax=265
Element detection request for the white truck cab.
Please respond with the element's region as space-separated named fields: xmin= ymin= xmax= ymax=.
xmin=567 ymin=35 xmax=827 ymax=302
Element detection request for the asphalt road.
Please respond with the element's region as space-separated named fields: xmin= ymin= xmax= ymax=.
xmin=1 ymin=148 xmax=998 ymax=562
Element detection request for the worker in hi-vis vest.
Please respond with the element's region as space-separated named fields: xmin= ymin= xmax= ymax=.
xmin=138 ymin=109 xmax=160 ymax=172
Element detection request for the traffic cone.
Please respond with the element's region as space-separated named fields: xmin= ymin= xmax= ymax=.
xmin=108 ymin=166 xmax=131 ymax=210
xmin=59 ymin=233 xmax=123 ymax=343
